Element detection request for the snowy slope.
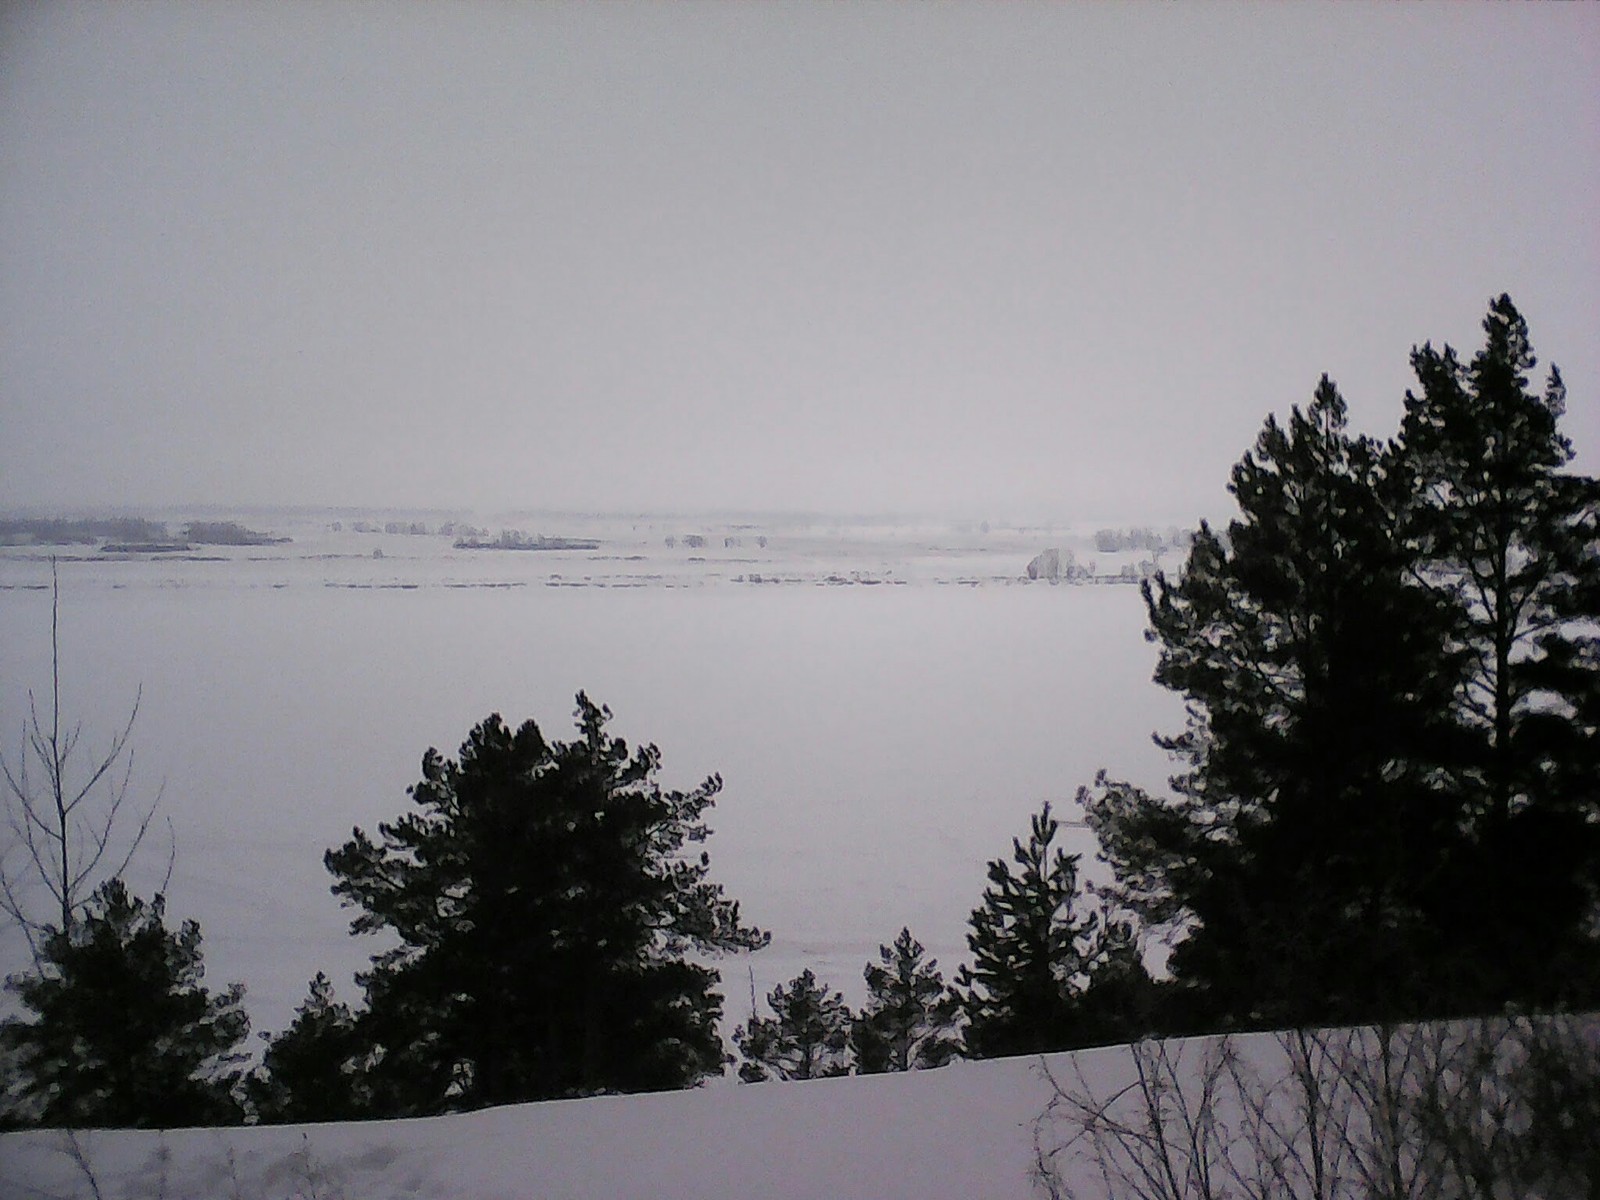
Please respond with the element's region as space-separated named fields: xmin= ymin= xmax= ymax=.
xmin=0 ymin=1049 xmax=1100 ymax=1200
xmin=4 ymin=1018 xmax=1586 ymax=1199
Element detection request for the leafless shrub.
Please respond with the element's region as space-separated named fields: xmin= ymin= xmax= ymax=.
xmin=1033 ymin=1014 xmax=1598 ymax=1200
xmin=265 ymin=1132 xmax=346 ymax=1200
xmin=1034 ymin=1037 xmax=1235 ymax=1200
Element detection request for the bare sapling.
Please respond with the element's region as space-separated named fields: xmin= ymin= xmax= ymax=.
xmin=0 ymin=557 xmax=171 ymax=961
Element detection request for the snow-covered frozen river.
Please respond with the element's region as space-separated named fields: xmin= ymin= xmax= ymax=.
xmin=0 ymin=513 xmax=1184 ymax=1045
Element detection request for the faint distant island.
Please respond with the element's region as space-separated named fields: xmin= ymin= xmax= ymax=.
xmin=1 ymin=516 xmax=170 ymax=546
xmin=453 ymin=529 xmax=600 ymax=552
xmin=180 ymin=520 xmax=290 ymax=546
xmin=0 ymin=516 xmax=289 ymax=551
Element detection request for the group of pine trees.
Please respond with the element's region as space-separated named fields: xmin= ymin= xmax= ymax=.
xmin=2 ymin=296 xmax=1594 ymax=1129
xmin=0 ymin=699 xmax=1159 ymax=1125
xmin=733 ymin=804 xmax=1154 ymax=1084
xmin=733 ymin=932 xmax=959 ymax=1083
xmin=1086 ymin=295 xmax=1598 ymax=1033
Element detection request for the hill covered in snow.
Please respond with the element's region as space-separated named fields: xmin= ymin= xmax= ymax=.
xmin=4 ymin=1015 xmax=1591 ymax=1200
xmin=3 ymin=1047 xmax=1068 ymax=1200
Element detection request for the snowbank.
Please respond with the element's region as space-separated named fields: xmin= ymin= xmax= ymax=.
xmin=0 ymin=1049 xmax=1104 ymax=1200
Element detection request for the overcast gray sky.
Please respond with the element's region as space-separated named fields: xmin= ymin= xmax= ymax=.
xmin=2 ymin=3 xmax=1596 ymax=522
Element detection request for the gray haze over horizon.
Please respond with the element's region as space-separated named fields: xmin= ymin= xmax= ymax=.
xmin=2 ymin=3 xmax=1597 ymax=525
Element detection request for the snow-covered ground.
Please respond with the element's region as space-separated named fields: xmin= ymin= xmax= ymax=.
xmin=0 ymin=510 xmax=1185 ymax=1043
xmin=4 ymin=1018 xmax=1589 ymax=1200
xmin=2 ymin=1045 xmax=1091 ymax=1200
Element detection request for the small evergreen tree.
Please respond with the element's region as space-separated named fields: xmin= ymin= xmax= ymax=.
xmin=957 ymin=803 xmax=1107 ymax=1058
xmin=249 ymin=973 xmax=370 ymax=1123
xmin=1 ymin=880 xmax=249 ymax=1128
xmin=734 ymin=969 xmax=852 ymax=1082
xmin=851 ymin=927 xmax=961 ymax=1073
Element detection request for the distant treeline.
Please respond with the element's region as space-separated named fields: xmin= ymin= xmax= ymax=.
xmin=0 ymin=517 xmax=289 ymax=548
xmin=664 ymin=533 xmax=767 ymax=549
xmin=0 ymin=516 xmax=170 ymax=546
xmin=180 ymin=521 xmax=290 ymax=546
xmin=454 ymin=529 xmax=600 ymax=551
xmin=1091 ymin=526 xmax=1193 ymax=554
xmin=333 ymin=520 xmax=488 ymax=537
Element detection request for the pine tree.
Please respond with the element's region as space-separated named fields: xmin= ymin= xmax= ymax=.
xmin=324 ymin=695 xmax=767 ymax=1114
xmin=852 ymin=928 xmax=961 ymax=1073
xmin=249 ymin=973 xmax=370 ymax=1123
xmin=1084 ymin=378 xmax=1468 ymax=1028
xmin=1072 ymin=912 xmax=1161 ymax=1044
xmin=733 ymin=969 xmax=852 ymax=1082
xmin=957 ymin=803 xmax=1107 ymax=1057
xmin=1 ymin=880 xmax=249 ymax=1128
xmin=1395 ymin=295 xmax=1600 ymax=1007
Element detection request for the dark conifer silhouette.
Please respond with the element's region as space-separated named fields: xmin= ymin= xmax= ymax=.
xmin=320 ymin=695 xmax=766 ymax=1115
xmin=1 ymin=880 xmax=248 ymax=1128
xmin=249 ymin=973 xmax=369 ymax=1123
xmin=734 ymin=969 xmax=853 ymax=1081
xmin=1083 ymin=298 xmax=1598 ymax=1027
xmin=1086 ymin=379 xmax=1469 ymax=1027
xmin=1395 ymin=295 xmax=1600 ymax=1008
xmin=852 ymin=928 xmax=962 ymax=1073
xmin=957 ymin=803 xmax=1121 ymax=1057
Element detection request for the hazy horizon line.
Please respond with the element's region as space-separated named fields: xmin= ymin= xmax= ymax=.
xmin=0 ymin=498 xmax=1222 ymax=530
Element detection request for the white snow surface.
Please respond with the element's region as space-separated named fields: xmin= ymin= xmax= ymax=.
xmin=0 ymin=1048 xmax=1094 ymax=1200
xmin=6 ymin=1020 xmax=1591 ymax=1200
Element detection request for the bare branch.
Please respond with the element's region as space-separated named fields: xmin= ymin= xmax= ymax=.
xmin=0 ymin=560 xmax=169 ymax=959
xmin=60 ymin=1130 xmax=106 ymax=1200
xmin=1030 ymin=1020 xmax=1594 ymax=1200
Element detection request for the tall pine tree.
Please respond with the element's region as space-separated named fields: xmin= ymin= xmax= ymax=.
xmin=323 ymin=695 xmax=767 ymax=1114
xmin=1394 ymin=295 xmax=1600 ymax=1006
xmin=1085 ymin=378 xmax=1468 ymax=1028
